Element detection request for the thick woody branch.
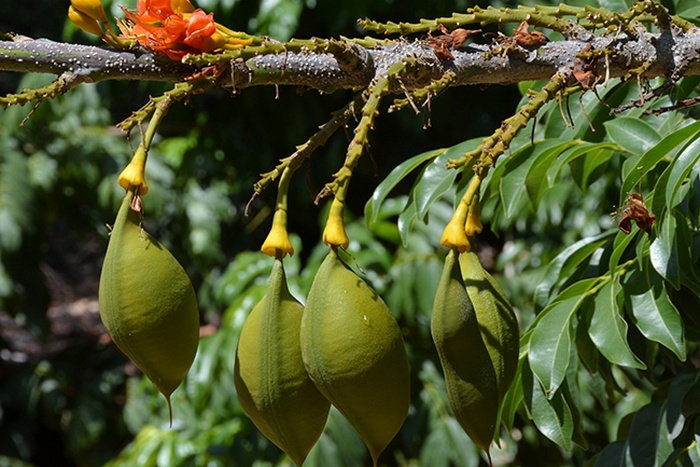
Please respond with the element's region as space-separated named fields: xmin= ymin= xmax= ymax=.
xmin=2 ymin=28 xmax=700 ymax=92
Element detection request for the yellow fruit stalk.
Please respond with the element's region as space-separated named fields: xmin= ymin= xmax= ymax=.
xmin=301 ymin=248 xmax=410 ymax=466
xmin=234 ymin=258 xmax=330 ymax=466
xmin=99 ymin=189 xmax=199 ymax=423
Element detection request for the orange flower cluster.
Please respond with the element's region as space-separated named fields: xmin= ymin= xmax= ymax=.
xmin=118 ymin=0 xmax=226 ymax=60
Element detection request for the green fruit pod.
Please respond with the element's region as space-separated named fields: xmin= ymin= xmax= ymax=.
xmin=99 ymin=190 xmax=199 ymax=422
xmin=431 ymin=248 xmax=499 ymax=451
xmin=301 ymin=248 xmax=410 ymax=467
xmin=234 ymin=258 xmax=330 ymax=466
xmin=460 ymin=250 xmax=519 ymax=401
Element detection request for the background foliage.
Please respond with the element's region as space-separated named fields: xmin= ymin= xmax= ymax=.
xmin=1 ymin=0 xmax=700 ymax=466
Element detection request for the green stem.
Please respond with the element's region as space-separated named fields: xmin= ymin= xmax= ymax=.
xmin=252 ymin=93 xmax=364 ymax=197
xmin=118 ymin=81 xmax=199 ymax=134
xmin=448 ymin=71 xmax=570 ymax=176
xmin=117 ymin=89 xmax=177 ymax=194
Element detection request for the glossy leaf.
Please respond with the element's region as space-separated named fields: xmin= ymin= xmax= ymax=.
xmin=589 ymin=279 xmax=646 ymax=369
xmin=534 ymin=231 xmax=613 ymax=310
xmin=547 ymin=142 xmax=619 ymax=187
xmin=604 ymin=117 xmax=661 ymax=156
xmin=525 ymin=140 xmax=579 ymax=206
xmin=608 ymin=229 xmax=639 ymax=273
xmin=522 ymin=361 xmax=574 ymax=451
xmin=529 ymin=289 xmax=588 ymax=397
xmin=624 ymin=265 xmax=686 ymax=361
xmin=499 ymin=139 xmax=567 ymax=218
xmin=365 ymin=149 xmax=442 ymax=228
xmin=627 ymin=403 xmax=664 ymax=467
xmin=650 ymin=211 xmax=681 ymax=289
xmin=397 ymin=194 xmax=418 ymax=247
xmin=620 ymin=119 xmax=700 ymax=201
xmin=664 ymin=135 xmax=700 ymax=210
xmin=413 ymin=149 xmax=464 ymax=222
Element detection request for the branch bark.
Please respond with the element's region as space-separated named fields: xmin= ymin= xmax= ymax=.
xmin=1 ymin=27 xmax=700 ymax=93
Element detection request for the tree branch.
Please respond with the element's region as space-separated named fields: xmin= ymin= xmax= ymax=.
xmin=2 ymin=27 xmax=700 ymax=94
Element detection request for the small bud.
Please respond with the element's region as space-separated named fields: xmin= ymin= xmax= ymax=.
xmin=440 ymin=199 xmax=470 ymax=252
xmin=68 ymin=5 xmax=104 ymax=37
xmin=118 ymin=147 xmax=149 ymax=195
xmin=464 ymin=197 xmax=483 ymax=237
xmin=171 ymin=0 xmax=195 ymax=14
xmin=70 ymin=0 xmax=108 ymax=23
xmin=261 ymin=210 xmax=295 ymax=258
xmin=322 ymin=198 xmax=350 ymax=249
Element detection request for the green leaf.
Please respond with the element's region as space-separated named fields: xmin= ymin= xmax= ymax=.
xmin=608 ymin=229 xmax=640 ymax=272
xmin=677 ymin=0 xmax=700 ymax=19
xmin=599 ymin=0 xmax=634 ymax=13
xmin=624 ymin=265 xmax=686 ymax=361
xmin=593 ymin=440 xmax=627 ymax=467
xmin=604 ymin=117 xmax=661 ymax=156
xmin=664 ymin=136 xmax=700 ymax=210
xmin=650 ymin=211 xmax=681 ymax=289
xmin=525 ymin=140 xmax=580 ymax=206
xmin=589 ymin=279 xmax=646 ymax=369
xmin=500 ymin=139 xmax=567 ymax=218
xmin=522 ymin=360 xmax=574 ymax=451
xmin=215 ymin=253 xmax=272 ymax=304
xmin=499 ymin=358 xmax=525 ymax=431
xmin=534 ymin=231 xmax=613 ymax=310
xmin=547 ymin=142 xmax=619 ymax=186
xmin=397 ymin=195 xmax=418 ymax=248
xmin=365 ymin=149 xmax=441 ymax=229
xmin=529 ymin=289 xmax=588 ymax=396
xmin=621 ymin=120 xmax=700 ymax=201
xmin=413 ymin=149 xmax=464 ymax=221
xmin=627 ymin=403 xmax=664 ymax=467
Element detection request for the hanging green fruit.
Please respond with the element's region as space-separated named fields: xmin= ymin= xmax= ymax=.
xmin=234 ymin=258 xmax=330 ymax=466
xmin=301 ymin=247 xmax=410 ymax=467
xmin=99 ymin=189 xmax=200 ymax=423
xmin=460 ymin=250 xmax=518 ymax=402
xmin=432 ymin=248 xmax=499 ymax=451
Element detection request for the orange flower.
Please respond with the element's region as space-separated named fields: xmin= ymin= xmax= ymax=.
xmin=119 ymin=0 xmax=223 ymax=60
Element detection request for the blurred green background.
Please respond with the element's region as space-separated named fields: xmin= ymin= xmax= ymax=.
xmin=2 ymin=0 xmax=699 ymax=466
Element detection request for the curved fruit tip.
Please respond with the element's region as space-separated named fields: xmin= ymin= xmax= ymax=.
xmin=166 ymin=397 xmax=173 ymax=427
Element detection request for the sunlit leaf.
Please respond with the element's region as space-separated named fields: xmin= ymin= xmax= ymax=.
xmin=624 ymin=265 xmax=686 ymax=361
xmin=529 ymin=289 xmax=588 ymax=396
xmin=525 ymin=140 xmax=579 ymax=206
xmin=500 ymin=139 xmax=567 ymax=218
xmin=589 ymin=279 xmax=646 ymax=369
xmin=621 ymin=119 xmax=700 ymax=201
xmin=547 ymin=142 xmax=619 ymax=186
xmin=534 ymin=231 xmax=612 ymax=310
xmin=650 ymin=211 xmax=681 ymax=289
xmin=604 ymin=117 xmax=661 ymax=156
xmin=413 ymin=151 xmax=462 ymax=222
xmin=365 ymin=149 xmax=442 ymax=229
xmin=522 ymin=360 xmax=573 ymax=451
xmin=667 ymin=141 xmax=700 ymax=209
